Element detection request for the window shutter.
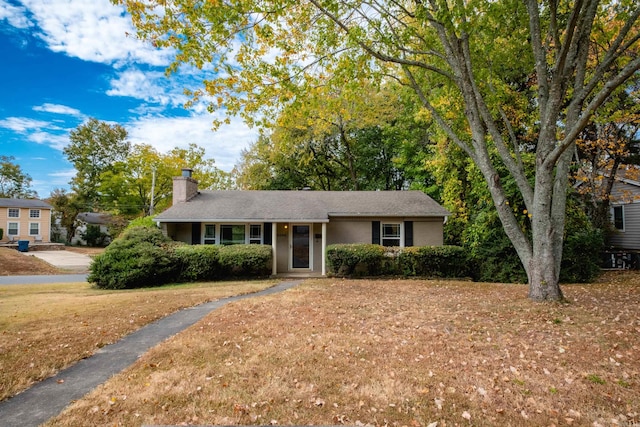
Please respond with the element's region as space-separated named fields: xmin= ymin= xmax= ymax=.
xmin=404 ymin=221 xmax=414 ymax=247
xmin=372 ymin=221 xmax=381 ymax=244
xmin=191 ymin=222 xmax=201 ymax=244
xmin=264 ymin=222 xmax=273 ymax=245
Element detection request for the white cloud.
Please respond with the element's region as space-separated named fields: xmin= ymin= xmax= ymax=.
xmin=32 ymin=168 xmax=75 ymax=193
xmin=126 ymin=113 xmax=258 ymax=172
xmin=48 ymin=168 xmax=75 ymax=178
xmin=0 ymin=0 xmax=31 ymax=29
xmin=33 ymin=103 xmax=85 ymax=118
xmin=28 ymin=131 xmax=68 ymax=150
xmin=107 ymin=68 xmax=187 ymax=107
xmin=0 ymin=116 xmax=49 ymax=132
xmin=0 ymin=116 xmax=70 ymax=150
xmin=15 ymin=0 xmax=172 ymax=66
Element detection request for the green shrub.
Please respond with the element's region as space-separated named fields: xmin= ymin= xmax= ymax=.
xmin=89 ymin=242 xmax=178 ymax=289
xmin=89 ymin=226 xmax=178 ymax=289
xmin=326 ymin=244 xmax=471 ymax=278
xmin=326 ymin=244 xmax=387 ymax=277
xmin=89 ymin=227 xmax=273 ymax=288
xmin=82 ymin=224 xmax=108 ymax=247
xmin=463 ymin=210 xmax=528 ymax=283
xmin=108 ymin=226 xmax=172 ymax=250
xmin=174 ymin=245 xmax=221 ymax=282
xmin=218 ymin=244 xmax=272 ymax=277
xmin=126 ymin=215 xmax=158 ymax=230
xmin=560 ymin=227 xmax=604 ymax=283
xmin=0 ymin=228 xmax=3 ymax=240
xmin=398 ymin=245 xmax=471 ymax=278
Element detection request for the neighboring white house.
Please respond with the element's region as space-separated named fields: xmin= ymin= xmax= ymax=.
xmin=71 ymin=212 xmax=114 ymax=245
xmin=155 ymin=169 xmax=450 ymax=276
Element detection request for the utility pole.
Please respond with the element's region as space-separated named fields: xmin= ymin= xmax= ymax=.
xmin=149 ymin=167 xmax=156 ymax=216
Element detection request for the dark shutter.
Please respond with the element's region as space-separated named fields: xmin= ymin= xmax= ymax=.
xmin=264 ymin=222 xmax=273 ymax=245
xmin=404 ymin=221 xmax=414 ymax=247
xmin=191 ymin=222 xmax=201 ymax=245
xmin=372 ymin=221 xmax=381 ymax=244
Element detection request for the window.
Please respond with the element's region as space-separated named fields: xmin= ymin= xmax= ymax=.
xmin=220 ymin=224 xmax=246 ymax=245
xmin=29 ymin=222 xmax=40 ymax=236
xmin=612 ymin=206 xmax=625 ymax=231
xmin=203 ymin=224 xmax=216 ymax=244
xmin=29 ymin=209 xmax=40 ymax=219
xmin=249 ymin=224 xmax=262 ymax=244
xmin=7 ymin=222 xmax=19 ymax=236
xmin=8 ymin=208 xmax=19 ymax=218
xmin=382 ymin=223 xmax=401 ymax=246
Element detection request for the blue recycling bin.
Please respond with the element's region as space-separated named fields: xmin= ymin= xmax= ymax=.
xmin=18 ymin=240 xmax=29 ymax=252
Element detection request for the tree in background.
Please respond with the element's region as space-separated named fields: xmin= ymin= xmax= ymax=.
xmin=99 ymin=142 xmax=231 ymax=216
xmin=64 ymin=116 xmax=231 ymax=219
xmin=235 ymin=83 xmax=413 ymax=190
xmin=64 ymin=118 xmax=131 ymax=212
xmin=47 ymin=188 xmax=83 ymax=244
xmin=0 ymin=155 xmax=37 ymax=199
xmin=117 ymin=0 xmax=640 ymax=301
xmin=573 ymin=85 xmax=640 ymax=229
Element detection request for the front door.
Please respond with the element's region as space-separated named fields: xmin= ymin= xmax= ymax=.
xmin=291 ymin=224 xmax=311 ymax=270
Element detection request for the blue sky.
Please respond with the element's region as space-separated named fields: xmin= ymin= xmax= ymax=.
xmin=0 ymin=0 xmax=257 ymax=198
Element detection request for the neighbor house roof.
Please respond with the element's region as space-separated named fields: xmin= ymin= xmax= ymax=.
xmin=76 ymin=212 xmax=115 ymax=225
xmin=0 ymin=198 xmax=52 ymax=209
xmin=155 ymin=190 xmax=449 ymax=223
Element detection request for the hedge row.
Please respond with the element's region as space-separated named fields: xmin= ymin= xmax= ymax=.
xmin=88 ymin=226 xmax=272 ymax=289
xmin=326 ymin=243 xmax=472 ymax=278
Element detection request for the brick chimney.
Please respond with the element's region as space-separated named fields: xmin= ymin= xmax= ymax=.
xmin=173 ymin=168 xmax=199 ymax=205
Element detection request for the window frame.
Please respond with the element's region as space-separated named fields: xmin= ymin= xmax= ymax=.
xmin=612 ymin=205 xmax=625 ymax=231
xmin=203 ymin=224 xmax=216 ymax=244
xmin=8 ymin=208 xmax=19 ymax=218
xmin=29 ymin=209 xmax=41 ymax=219
xmin=29 ymin=222 xmax=40 ymax=236
xmin=220 ymin=224 xmax=247 ymax=245
xmin=7 ymin=222 xmax=19 ymax=236
xmin=381 ymin=222 xmax=402 ymax=247
xmin=249 ymin=224 xmax=262 ymax=244
xmin=201 ymin=223 xmax=267 ymax=245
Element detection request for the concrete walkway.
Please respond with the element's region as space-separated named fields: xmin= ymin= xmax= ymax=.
xmin=0 ymin=280 xmax=302 ymax=427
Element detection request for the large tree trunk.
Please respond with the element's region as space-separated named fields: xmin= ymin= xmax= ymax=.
xmin=528 ymin=167 xmax=565 ymax=301
xmin=528 ymin=248 xmax=564 ymax=300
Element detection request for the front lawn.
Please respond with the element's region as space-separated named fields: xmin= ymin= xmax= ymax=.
xmin=0 ymin=279 xmax=277 ymax=401
xmin=42 ymin=274 xmax=640 ymax=427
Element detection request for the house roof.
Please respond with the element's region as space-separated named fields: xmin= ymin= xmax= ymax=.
xmin=0 ymin=198 xmax=52 ymax=209
xmin=76 ymin=212 xmax=115 ymax=225
xmin=155 ymin=190 xmax=450 ymax=223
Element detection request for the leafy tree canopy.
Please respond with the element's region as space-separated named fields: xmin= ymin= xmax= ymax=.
xmin=115 ymin=0 xmax=640 ymax=300
xmin=0 ymin=155 xmax=37 ymax=199
xmin=64 ymin=118 xmax=131 ymax=211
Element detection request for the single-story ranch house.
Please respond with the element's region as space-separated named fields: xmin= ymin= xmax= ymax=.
xmin=155 ymin=169 xmax=450 ymax=276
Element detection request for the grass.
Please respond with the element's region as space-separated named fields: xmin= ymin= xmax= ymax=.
xmin=33 ymin=272 xmax=640 ymax=427
xmin=0 ymin=279 xmax=277 ymax=401
xmin=0 ymin=247 xmax=60 ymax=275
